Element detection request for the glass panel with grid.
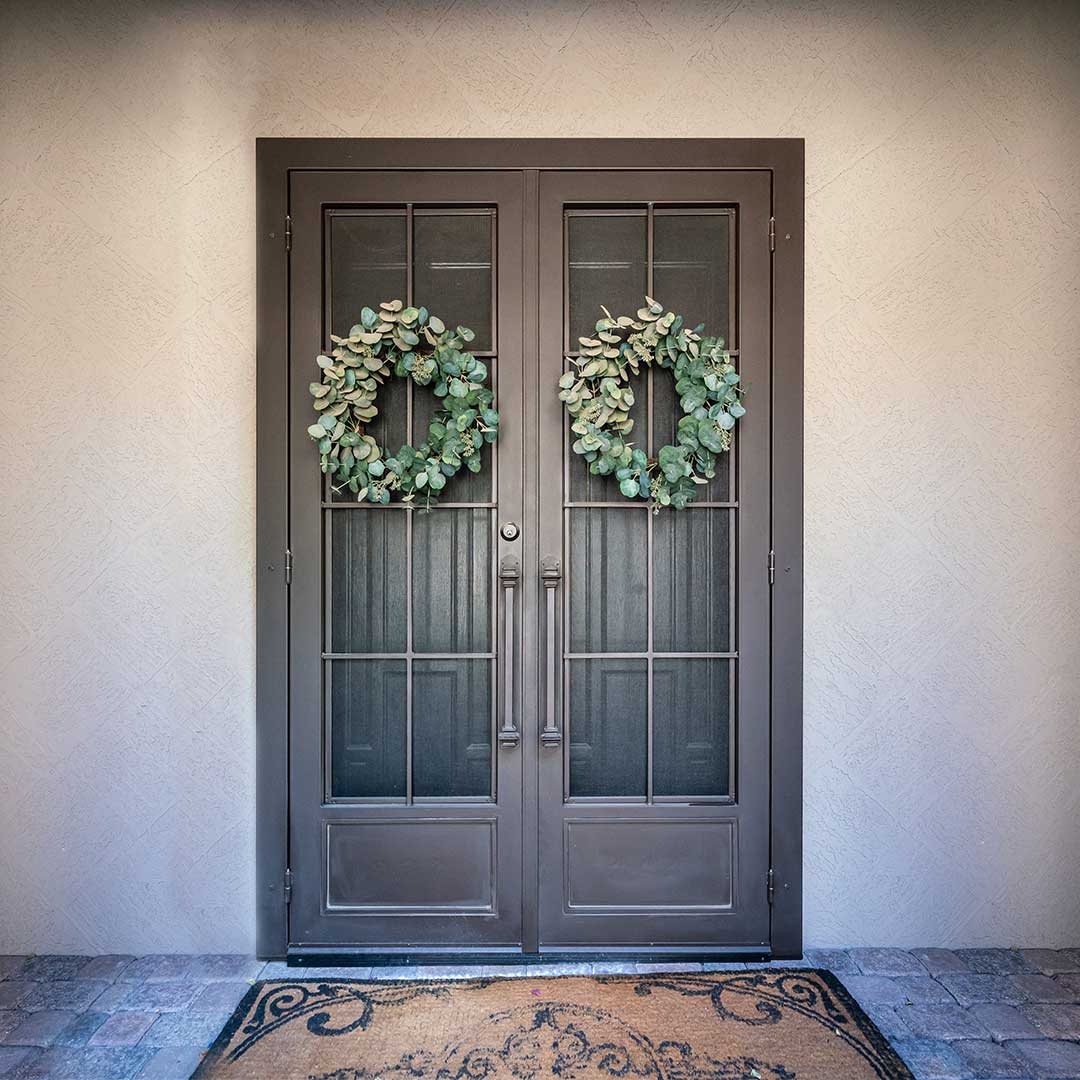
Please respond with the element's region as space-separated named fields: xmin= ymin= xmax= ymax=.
xmin=564 ymin=205 xmax=737 ymax=802
xmin=325 ymin=207 xmax=498 ymax=802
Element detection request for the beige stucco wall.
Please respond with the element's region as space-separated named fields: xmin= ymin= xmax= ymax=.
xmin=1 ymin=0 xmax=1078 ymax=953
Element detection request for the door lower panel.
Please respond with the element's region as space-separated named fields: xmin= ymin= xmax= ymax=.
xmin=565 ymin=818 xmax=736 ymax=912
xmin=326 ymin=819 xmax=497 ymax=913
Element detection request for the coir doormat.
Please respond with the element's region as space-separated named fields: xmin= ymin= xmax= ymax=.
xmin=191 ymin=970 xmax=914 ymax=1080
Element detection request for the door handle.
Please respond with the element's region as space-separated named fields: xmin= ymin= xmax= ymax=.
xmin=497 ymin=556 xmax=521 ymax=748
xmin=540 ymin=557 xmax=562 ymax=747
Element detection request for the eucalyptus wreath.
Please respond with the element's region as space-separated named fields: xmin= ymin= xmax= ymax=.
xmin=308 ymin=300 xmax=498 ymax=506
xmin=558 ymin=296 xmax=744 ymax=510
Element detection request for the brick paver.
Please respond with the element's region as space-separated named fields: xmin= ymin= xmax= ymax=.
xmin=2 ymin=948 xmax=1080 ymax=1079
xmin=2 ymin=1010 xmax=78 ymax=1049
xmin=87 ymin=1012 xmax=158 ymax=1047
xmin=1008 ymin=1037 xmax=1080 ymax=1077
xmin=969 ymin=1001 xmax=1043 ymax=1042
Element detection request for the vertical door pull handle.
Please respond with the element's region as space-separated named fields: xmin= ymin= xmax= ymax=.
xmin=498 ymin=556 xmax=521 ymax=748
xmin=541 ymin=557 xmax=562 ymax=747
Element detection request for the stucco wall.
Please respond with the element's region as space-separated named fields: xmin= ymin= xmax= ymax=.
xmin=1 ymin=0 xmax=1078 ymax=954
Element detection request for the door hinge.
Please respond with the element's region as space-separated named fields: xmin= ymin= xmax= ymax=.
xmin=285 ymin=548 xmax=293 ymax=587
xmin=768 ymin=549 xmax=776 ymax=586
xmin=767 ymin=868 xmax=775 ymax=905
xmin=283 ymin=868 xmax=293 ymax=904
xmin=768 ymin=216 xmax=776 ymax=252
xmin=285 ymin=214 xmax=292 ymax=252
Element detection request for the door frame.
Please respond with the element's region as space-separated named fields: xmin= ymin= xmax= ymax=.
xmin=256 ymin=138 xmax=804 ymax=960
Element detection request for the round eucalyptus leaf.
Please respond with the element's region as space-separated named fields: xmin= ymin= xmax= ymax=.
xmin=559 ymin=296 xmax=743 ymax=511
xmin=307 ymin=299 xmax=499 ymax=508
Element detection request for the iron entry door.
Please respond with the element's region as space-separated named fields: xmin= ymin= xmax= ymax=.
xmin=536 ymin=171 xmax=773 ymax=948
xmin=288 ymin=170 xmax=528 ymax=949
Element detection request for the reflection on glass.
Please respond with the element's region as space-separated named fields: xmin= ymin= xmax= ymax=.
xmin=413 ymin=509 xmax=492 ymax=653
xmin=652 ymin=212 xmax=732 ymax=343
xmin=569 ymin=659 xmax=648 ymax=797
xmin=568 ymin=509 xmax=648 ymax=653
xmin=330 ymin=510 xmax=408 ymax=652
xmin=653 ymin=509 xmax=733 ymax=653
xmin=330 ymin=213 xmax=408 ymax=339
xmin=414 ymin=213 xmax=494 ymax=351
xmin=568 ymin=213 xmax=646 ymax=347
xmin=653 ymin=659 xmax=731 ymax=797
xmin=413 ymin=659 xmax=492 ymax=797
xmin=331 ymin=659 xmax=407 ymax=798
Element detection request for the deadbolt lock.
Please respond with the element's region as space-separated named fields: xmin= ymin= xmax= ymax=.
xmin=500 ymin=521 xmax=521 ymax=542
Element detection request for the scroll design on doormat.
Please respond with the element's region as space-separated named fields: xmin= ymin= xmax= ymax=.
xmin=229 ymin=978 xmax=495 ymax=1061
xmin=309 ymin=300 xmax=498 ymax=508
xmin=307 ymin=1000 xmax=797 ymax=1079
xmin=559 ymin=297 xmax=743 ymax=511
xmin=608 ymin=972 xmax=904 ymax=1079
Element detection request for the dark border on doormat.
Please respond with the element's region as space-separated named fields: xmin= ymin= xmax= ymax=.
xmin=191 ymin=969 xmax=913 ymax=1080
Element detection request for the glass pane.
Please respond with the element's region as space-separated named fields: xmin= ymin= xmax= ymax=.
xmin=413 ymin=508 xmax=492 ymax=653
xmin=331 ymin=659 xmax=407 ymax=798
xmin=413 ymin=382 xmax=492 ymax=502
xmin=653 ymin=659 xmax=731 ymax=797
xmin=329 ymin=213 xmax=408 ymax=340
xmin=567 ymin=213 xmax=647 ymax=348
xmin=568 ymin=659 xmax=647 ymax=797
xmin=652 ymin=212 xmax=732 ymax=345
xmin=568 ymin=377 xmax=648 ymax=503
xmin=330 ymin=374 xmax=408 ymax=502
xmin=653 ymin=509 xmax=733 ymax=653
xmin=413 ymin=659 xmax=492 ymax=797
xmin=652 ymin=368 xmax=732 ymax=502
xmin=413 ymin=212 xmax=493 ymax=352
xmin=330 ymin=510 xmax=407 ymax=652
xmin=568 ymin=508 xmax=648 ymax=653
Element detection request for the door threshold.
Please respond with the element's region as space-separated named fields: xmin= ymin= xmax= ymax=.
xmin=285 ymin=947 xmax=773 ymax=967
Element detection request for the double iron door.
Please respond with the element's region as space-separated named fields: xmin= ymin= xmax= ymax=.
xmin=288 ymin=166 xmax=772 ymax=955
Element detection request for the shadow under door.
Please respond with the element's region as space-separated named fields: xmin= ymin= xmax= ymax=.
xmin=287 ymin=164 xmax=775 ymax=956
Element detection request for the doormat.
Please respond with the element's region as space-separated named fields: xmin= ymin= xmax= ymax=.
xmin=191 ymin=970 xmax=914 ymax=1080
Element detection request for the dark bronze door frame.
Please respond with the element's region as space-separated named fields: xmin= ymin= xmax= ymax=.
xmin=256 ymin=139 xmax=804 ymax=961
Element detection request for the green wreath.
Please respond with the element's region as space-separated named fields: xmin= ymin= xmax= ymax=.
xmin=558 ymin=296 xmax=744 ymax=510
xmin=308 ymin=299 xmax=498 ymax=506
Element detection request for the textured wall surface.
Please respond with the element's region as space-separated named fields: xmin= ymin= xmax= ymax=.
xmin=1 ymin=0 xmax=1078 ymax=953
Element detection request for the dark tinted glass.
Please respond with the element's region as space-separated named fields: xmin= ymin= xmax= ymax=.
xmin=653 ymin=658 xmax=731 ymax=797
xmin=568 ymin=659 xmax=648 ymax=797
xmin=413 ymin=659 xmax=492 ymax=797
xmin=329 ymin=213 xmax=407 ymax=339
xmin=413 ymin=212 xmax=493 ymax=351
xmin=330 ymin=510 xmax=408 ymax=652
xmin=413 ymin=508 xmax=492 ymax=653
xmin=568 ymin=508 xmax=648 ymax=653
xmin=567 ymin=213 xmax=646 ymax=348
xmin=652 ymin=212 xmax=732 ymax=344
xmin=653 ymin=509 xmax=733 ymax=653
xmin=330 ymin=659 xmax=407 ymax=798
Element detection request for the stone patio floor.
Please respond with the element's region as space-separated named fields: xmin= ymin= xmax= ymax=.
xmin=1 ymin=948 xmax=1079 ymax=1078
